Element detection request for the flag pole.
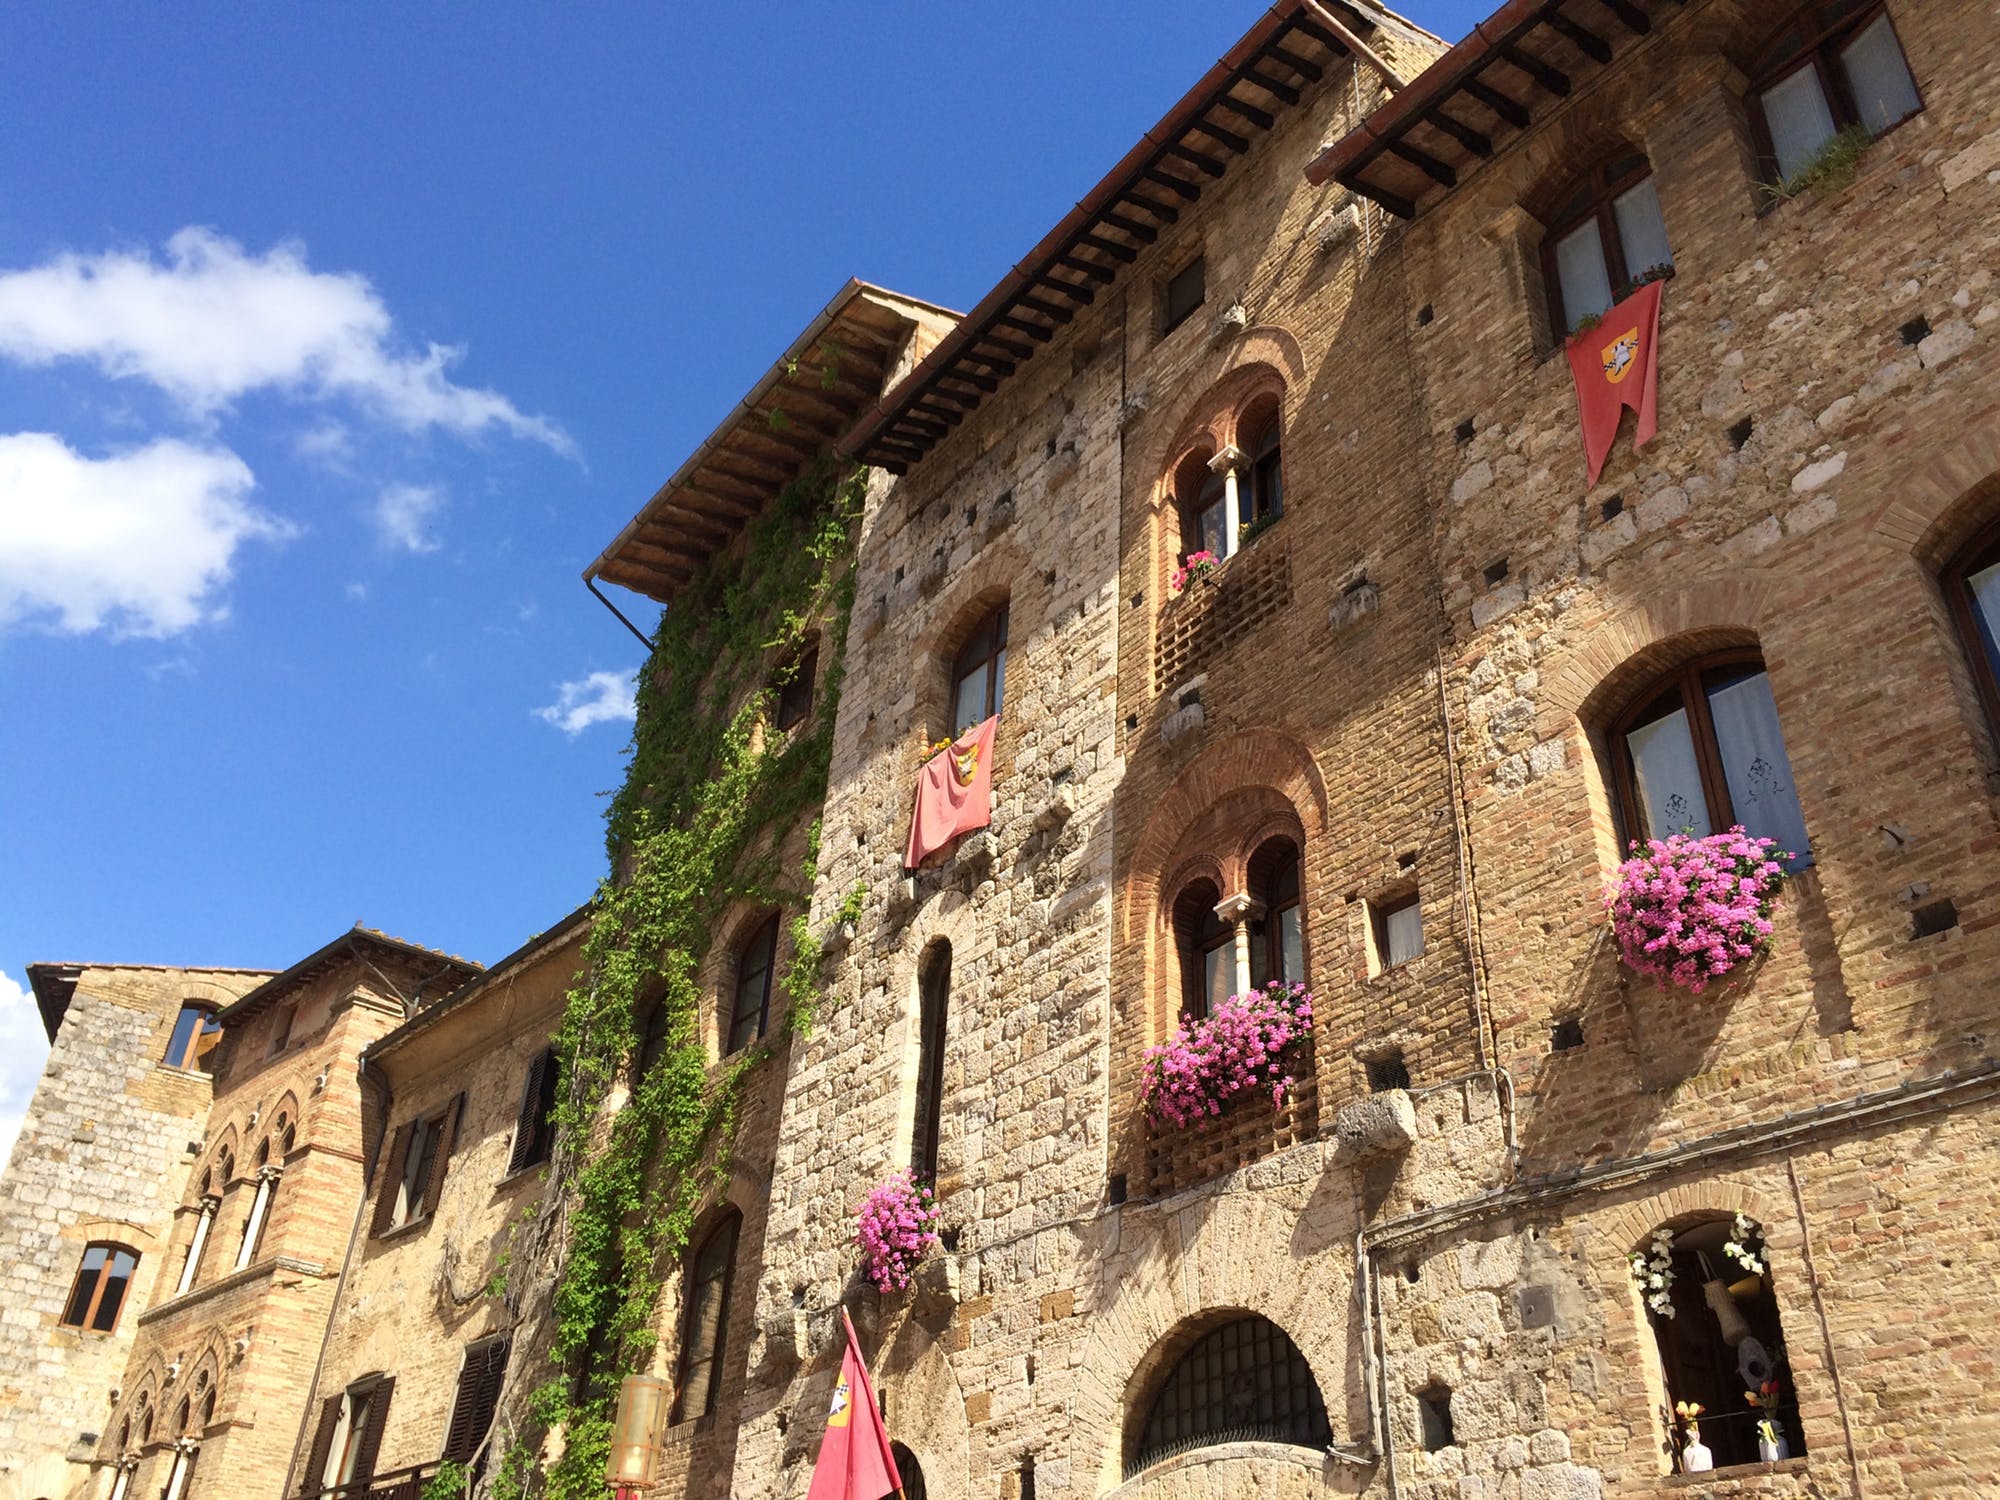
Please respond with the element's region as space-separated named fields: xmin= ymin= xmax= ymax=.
xmin=838 ymin=1306 xmax=907 ymax=1500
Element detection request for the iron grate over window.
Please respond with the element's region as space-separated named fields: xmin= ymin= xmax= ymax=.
xmin=1127 ymin=1315 xmax=1330 ymax=1478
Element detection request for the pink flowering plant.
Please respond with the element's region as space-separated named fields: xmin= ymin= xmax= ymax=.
xmin=1141 ymin=981 xmax=1315 ymax=1129
xmin=1170 ymin=549 xmax=1221 ymax=594
xmin=855 ymin=1169 xmax=941 ymax=1294
xmin=1607 ymin=827 xmax=1789 ymax=993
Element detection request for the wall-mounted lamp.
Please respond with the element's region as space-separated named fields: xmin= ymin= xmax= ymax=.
xmin=606 ymin=1373 xmax=670 ymax=1493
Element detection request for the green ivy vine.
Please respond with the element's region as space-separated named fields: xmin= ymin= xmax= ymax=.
xmin=489 ymin=457 xmax=864 ymax=1499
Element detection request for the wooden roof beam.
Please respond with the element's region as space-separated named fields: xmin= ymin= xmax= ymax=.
xmin=1425 ymin=108 xmax=1492 ymax=157
xmin=1260 ymin=40 xmax=1324 ymax=81
xmin=1037 ymin=272 xmax=1097 ymax=305
xmin=1094 ymin=208 xmax=1158 ymax=244
xmin=1546 ymin=12 xmax=1612 ymax=63
xmin=1210 ymin=95 xmax=1275 ymax=132
xmin=951 ymin=354 xmax=1011 ymax=382
xmin=1166 ymin=141 xmax=1228 ymax=178
xmin=1018 ymin=291 xmax=1077 ymax=324
xmin=1388 ymin=138 xmax=1457 ymax=188
xmin=1500 ymin=44 xmax=1571 ymax=97
xmin=1348 ymin=178 xmax=1417 ymax=219
xmin=1188 ymin=118 xmax=1251 ymax=154
xmin=1118 ymin=187 xmax=1180 ymax=223
xmin=1242 ymin=66 xmax=1301 ymax=105
xmin=996 ymin=313 xmax=1056 ymax=344
xmin=1465 ymin=76 xmax=1531 ymax=129
xmin=1142 ymin=166 xmax=1203 ymax=201
xmin=975 ymin=330 xmax=1036 ymax=361
xmin=1594 ymin=0 xmax=1651 ymax=33
xmin=1078 ymin=231 xmax=1138 ymax=263
xmin=1056 ymin=252 xmax=1118 ymax=283
xmin=911 ymin=398 xmax=964 ymax=426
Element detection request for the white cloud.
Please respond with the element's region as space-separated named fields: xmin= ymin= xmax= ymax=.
xmin=0 ymin=970 xmax=48 ymax=1171
xmin=372 ymin=482 xmax=444 ymax=553
xmin=0 ymin=227 xmax=572 ymax=454
xmin=0 ymin=432 xmax=291 ymax=637
xmin=344 ymin=581 xmax=369 ymax=603
xmin=535 ymin=670 xmax=637 ymax=735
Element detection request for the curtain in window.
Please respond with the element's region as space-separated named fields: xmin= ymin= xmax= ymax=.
xmin=1763 ymin=65 xmax=1839 ymax=178
xmin=1841 ymin=17 xmax=1920 ymax=132
xmin=1626 ymin=704 xmax=1712 ymax=840
xmin=1277 ymin=906 xmax=1303 ymax=984
xmin=1383 ymin=901 xmax=1425 ymax=968
xmin=1706 ymin=670 xmax=1811 ymax=865
xmin=1969 ymin=559 xmax=2000 ymax=669
xmin=1612 ymin=177 xmax=1674 ymax=278
xmin=1554 ymin=221 xmax=1615 ymax=328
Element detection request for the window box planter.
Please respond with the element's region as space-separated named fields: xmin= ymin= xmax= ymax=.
xmin=1140 ymin=1039 xmax=1318 ymax=1199
xmin=1154 ymin=540 xmax=1293 ymax=693
xmin=1607 ymin=829 xmax=1789 ymax=994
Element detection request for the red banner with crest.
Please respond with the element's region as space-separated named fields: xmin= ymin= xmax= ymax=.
xmin=1566 ymin=279 xmax=1665 ymax=486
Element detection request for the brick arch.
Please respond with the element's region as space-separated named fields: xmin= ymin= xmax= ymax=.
xmin=907 ymin=538 xmax=1040 ymax=746
xmin=1123 ymin=729 xmax=1328 ymax=941
xmin=196 ymin=1125 xmax=241 ymax=1196
xmin=1596 ymin=1180 xmax=1791 ymax=1272
xmin=65 ymin=1214 xmax=162 ymax=1252
xmin=1071 ymin=1192 xmax=1349 ymax=1491
xmin=171 ymin=978 xmax=253 ymax=1009
xmin=1134 ymin=330 xmax=1306 ymax=495
xmin=1868 ymin=404 xmax=2000 ymax=567
xmin=1535 ymin=573 xmax=1781 ymax=738
xmin=872 ymin=1310 xmax=974 ymax=1500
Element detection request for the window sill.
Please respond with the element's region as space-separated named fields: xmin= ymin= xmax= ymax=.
xmin=374 ymin=1214 xmax=432 ymax=1244
xmin=495 ymin=1161 xmax=549 ymax=1192
xmin=1658 ymin=1455 xmax=1810 ymax=1488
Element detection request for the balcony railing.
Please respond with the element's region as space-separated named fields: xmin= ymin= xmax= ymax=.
xmin=296 ymin=1464 xmax=442 ymax=1500
xmin=1140 ymin=1038 xmax=1319 ymax=1199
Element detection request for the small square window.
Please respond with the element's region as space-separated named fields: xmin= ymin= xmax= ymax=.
xmin=1418 ymin=1386 xmax=1456 ymax=1451
xmin=1162 ymin=257 xmax=1206 ymax=336
xmin=774 ymin=645 xmax=817 ymax=731
xmin=1366 ymin=1052 xmax=1411 ymax=1093
xmin=1370 ymin=892 xmax=1425 ymax=972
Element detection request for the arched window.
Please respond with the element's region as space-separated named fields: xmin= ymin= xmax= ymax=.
xmin=1247 ymin=838 xmax=1304 ymax=988
xmin=672 ymin=1210 xmax=741 ymax=1423
xmin=1610 ymin=653 xmax=1810 ymax=866
xmin=1750 ymin=3 xmax=1920 ymax=182
xmin=911 ymin=941 xmax=952 ymax=1186
xmin=1126 ymin=1314 xmax=1330 ymax=1478
xmin=1636 ymin=1215 xmax=1805 ymax=1470
xmin=60 ymin=1242 xmax=138 ymax=1332
xmin=162 ymin=1003 xmax=221 ymax=1072
xmin=1239 ymin=399 xmax=1284 ymax=541
xmin=1172 ymin=879 xmax=1233 ymax=1021
xmin=949 ymin=603 xmax=1009 ymax=734
xmin=1943 ymin=518 xmax=2000 ymax=740
xmin=236 ymin=1143 xmax=278 ymax=1269
xmin=1541 ymin=151 xmax=1674 ymax=334
xmin=890 ymin=1443 xmax=927 ymax=1500
xmin=1178 ymin=450 xmax=1228 ymax=563
xmin=726 ymin=914 xmax=780 ymax=1055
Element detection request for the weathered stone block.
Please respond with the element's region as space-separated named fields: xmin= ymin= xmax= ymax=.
xmin=1331 ymin=1090 xmax=1418 ymax=1162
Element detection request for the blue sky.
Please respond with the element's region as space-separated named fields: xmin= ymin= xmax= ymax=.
xmin=0 ymin=2 xmax=1488 ymax=1155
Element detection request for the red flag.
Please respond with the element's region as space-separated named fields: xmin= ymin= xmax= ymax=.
xmin=902 ymin=715 xmax=997 ymax=870
xmin=1565 ymin=279 xmax=1665 ymax=486
xmin=805 ymin=1310 xmax=902 ymax=1500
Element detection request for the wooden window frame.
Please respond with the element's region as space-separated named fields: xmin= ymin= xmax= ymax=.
xmin=1161 ymin=256 xmax=1206 ymax=337
xmin=1179 ymin=468 xmax=1227 ymax=566
xmin=670 ymin=1211 xmax=741 ymax=1425
xmin=60 ymin=1241 xmax=139 ymax=1333
xmin=726 ymin=914 xmax=780 ymax=1055
xmin=1538 ymin=152 xmax=1666 ymax=337
xmin=1608 ymin=648 xmax=1773 ymax=845
xmin=1370 ymin=890 xmax=1425 ymax=973
xmin=1241 ymin=406 xmax=1285 ymax=534
xmin=1248 ymin=839 xmax=1304 ymax=988
xmin=162 ymin=1003 xmax=221 ymax=1071
xmin=1943 ymin=515 xmax=2000 ymax=744
xmin=948 ymin=603 xmax=1009 ymax=733
xmin=1747 ymin=2 xmax=1923 ymax=181
xmin=911 ymin=942 xmax=951 ymax=1186
xmin=1172 ymin=880 xmax=1231 ymax=1022
xmin=370 ymin=1096 xmax=463 ymax=1237
xmin=773 ymin=642 xmax=818 ymax=732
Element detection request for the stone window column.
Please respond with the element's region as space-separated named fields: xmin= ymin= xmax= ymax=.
xmin=234 ymin=1168 xmax=281 ymax=1271
xmin=160 ymin=1441 xmax=198 ymax=1500
xmin=175 ymin=1196 xmax=219 ymax=1297
xmin=1213 ymin=892 xmax=1262 ymax=998
xmin=107 ymin=1458 xmax=137 ymax=1500
xmin=1209 ymin=446 xmax=1246 ymax=557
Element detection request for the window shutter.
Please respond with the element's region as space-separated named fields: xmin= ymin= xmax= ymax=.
xmin=302 ymin=1395 xmax=342 ymax=1496
xmin=442 ymin=1339 xmax=510 ymax=1463
xmin=507 ymin=1052 xmax=549 ymax=1176
xmin=370 ymin=1123 xmax=414 ymax=1239
xmin=350 ymin=1376 xmax=393 ymax=1486
xmin=422 ymin=1095 xmax=465 ymax=1218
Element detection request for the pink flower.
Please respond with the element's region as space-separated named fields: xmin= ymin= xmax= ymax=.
xmin=1141 ymin=982 xmax=1316 ymax=1128
xmin=1605 ymin=828 xmax=1787 ymax=993
xmin=855 ymin=1171 xmax=940 ymax=1293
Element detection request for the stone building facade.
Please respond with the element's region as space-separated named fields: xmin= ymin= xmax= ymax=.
xmin=0 ymin=964 xmax=270 ymax=1500
xmin=9 ymin=1 xmax=2000 ymax=1498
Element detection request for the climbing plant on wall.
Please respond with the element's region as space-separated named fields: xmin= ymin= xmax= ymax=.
xmin=481 ymin=457 xmax=864 ymax=1500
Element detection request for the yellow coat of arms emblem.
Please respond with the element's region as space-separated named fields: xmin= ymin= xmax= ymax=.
xmin=1601 ymin=328 xmax=1641 ymax=384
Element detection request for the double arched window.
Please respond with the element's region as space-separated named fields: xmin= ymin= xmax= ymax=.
xmin=1168 ymin=379 xmax=1287 ymax=567
xmin=1125 ymin=1314 xmax=1330 ymax=1479
xmin=1750 ymin=3 xmax=1920 ymax=182
xmin=672 ymin=1210 xmax=741 ymax=1423
xmin=61 ymin=1242 xmax=138 ymax=1332
xmin=1608 ymin=652 xmax=1810 ymax=866
xmin=1170 ymin=836 xmax=1306 ymax=1021
xmin=1541 ymin=151 xmax=1674 ymax=335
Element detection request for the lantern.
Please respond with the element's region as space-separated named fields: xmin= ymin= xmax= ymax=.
xmin=606 ymin=1373 xmax=670 ymax=1489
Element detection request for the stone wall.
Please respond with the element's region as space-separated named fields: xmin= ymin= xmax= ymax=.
xmin=0 ymin=965 xmax=265 ymax=1500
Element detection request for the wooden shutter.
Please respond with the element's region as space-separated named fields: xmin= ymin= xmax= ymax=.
xmin=442 ymin=1339 xmax=510 ymax=1463
xmin=302 ymin=1395 xmax=342 ymax=1496
xmin=506 ymin=1052 xmax=549 ymax=1176
xmin=370 ymin=1122 xmax=414 ymax=1239
xmin=422 ymin=1095 xmax=464 ymax=1219
xmin=350 ymin=1376 xmax=393 ymax=1486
